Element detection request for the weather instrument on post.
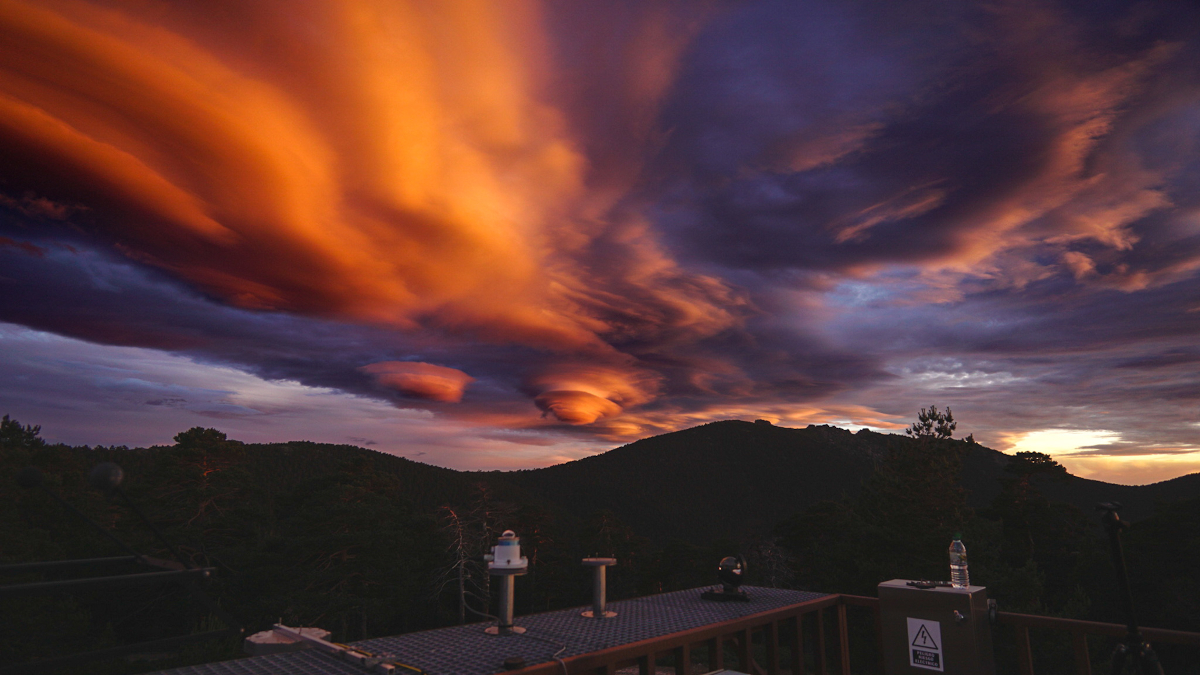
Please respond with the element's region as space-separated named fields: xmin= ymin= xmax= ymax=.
xmin=701 ymin=555 xmax=749 ymax=601
xmin=1097 ymin=502 xmax=1165 ymax=675
xmin=581 ymin=557 xmax=617 ymax=618
xmin=484 ymin=530 xmax=528 ymax=635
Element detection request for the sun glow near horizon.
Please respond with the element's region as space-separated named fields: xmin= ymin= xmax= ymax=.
xmin=1004 ymin=429 xmax=1200 ymax=485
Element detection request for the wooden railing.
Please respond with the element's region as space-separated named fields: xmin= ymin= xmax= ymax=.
xmin=994 ymin=611 xmax=1200 ymax=675
xmin=513 ymin=594 xmax=1200 ymax=675
xmin=514 ymin=593 xmax=866 ymax=675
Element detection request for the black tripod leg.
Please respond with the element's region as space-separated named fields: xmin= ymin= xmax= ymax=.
xmin=1110 ymin=642 xmax=1128 ymax=675
xmin=1134 ymin=642 xmax=1164 ymax=675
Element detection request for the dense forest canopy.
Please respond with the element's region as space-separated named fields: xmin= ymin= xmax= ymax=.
xmin=2 ymin=414 xmax=1197 ymax=674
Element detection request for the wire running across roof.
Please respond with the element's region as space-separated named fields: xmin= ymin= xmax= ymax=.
xmin=148 ymin=586 xmax=828 ymax=675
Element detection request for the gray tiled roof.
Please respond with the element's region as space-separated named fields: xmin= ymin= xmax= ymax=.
xmin=149 ymin=586 xmax=827 ymax=675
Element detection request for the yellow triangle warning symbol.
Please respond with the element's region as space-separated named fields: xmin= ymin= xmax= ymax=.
xmin=912 ymin=624 xmax=939 ymax=649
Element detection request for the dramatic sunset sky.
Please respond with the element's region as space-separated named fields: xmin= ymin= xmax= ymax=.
xmin=2 ymin=0 xmax=1199 ymax=483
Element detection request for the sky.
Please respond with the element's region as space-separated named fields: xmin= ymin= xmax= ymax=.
xmin=2 ymin=0 xmax=1200 ymax=484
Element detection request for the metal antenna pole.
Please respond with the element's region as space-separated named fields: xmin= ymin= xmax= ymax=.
xmin=1102 ymin=507 xmax=1138 ymax=639
xmin=1098 ymin=503 xmax=1164 ymax=675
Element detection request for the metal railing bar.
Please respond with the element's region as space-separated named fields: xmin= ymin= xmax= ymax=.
xmin=138 ymin=555 xmax=189 ymax=571
xmin=0 ymin=628 xmax=240 ymax=675
xmin=0 ymin=555 xmax=184 ymax=575
xmin=0 ymin=555 xmax=139 ymax=574
xmin=0 ymin=567 xmax=214 ymax=598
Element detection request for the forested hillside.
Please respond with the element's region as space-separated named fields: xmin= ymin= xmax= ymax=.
xmin=2 ymin=415 xmax=1197 ymax=674
xmin=510 ymin=420 xmax=1200 ymax=543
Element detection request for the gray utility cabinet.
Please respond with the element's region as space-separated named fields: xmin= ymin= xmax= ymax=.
xmin=878 ymin=579 xmax=995 ymax=675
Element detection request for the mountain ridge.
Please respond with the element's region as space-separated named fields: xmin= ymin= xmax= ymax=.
xmin=506 ymin=419 xmax=1200 ymax=542
xmin=9 ymin=417 xmax=1198 ymax=545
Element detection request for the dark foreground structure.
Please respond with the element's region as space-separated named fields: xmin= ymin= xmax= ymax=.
xmin=149 ymin=586 xmax=825 ymax=675
xmin=140 ymin=585 xmax=1200 ymax=675
xmin=9 ymin=461 xmax=1200 ymax=675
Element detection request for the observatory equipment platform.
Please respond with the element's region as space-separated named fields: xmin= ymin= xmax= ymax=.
xmin=147 ymin=586 xmax=827 ymax=675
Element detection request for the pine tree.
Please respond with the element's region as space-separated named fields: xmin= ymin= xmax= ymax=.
xmin=906 ymin=405 xmax=957 ymax=439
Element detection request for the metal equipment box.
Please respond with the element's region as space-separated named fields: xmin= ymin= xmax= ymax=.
xmin=878 ymin=579 xmax=995 ymax=675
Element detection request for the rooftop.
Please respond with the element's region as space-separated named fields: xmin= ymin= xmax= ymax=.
xmin=148 ymin=586 xmax=826 ymax=675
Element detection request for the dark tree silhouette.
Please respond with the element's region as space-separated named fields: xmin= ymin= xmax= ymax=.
xmin=906 ymin=405 xmax=957 ymax=439
xmin=0 ymin=414 xmax=44 ymax=450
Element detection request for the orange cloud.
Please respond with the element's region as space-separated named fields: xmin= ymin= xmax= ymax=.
xmin=1060 ymin=251 xmax=1096 ymax=279
xmin=0 ymin=1 xmax=628 ymax=342
xmin=360 ymin=361 xmax=474 ymax=403
xmin=527 ymin=362 xmax=662 ymax=424
xmin=0 ymin=0 xmax=746 ymax=423
xmin=833 ymin=182 xmax=947 ymax=244
xmin=534 ymin=390 xmax=622 ymax=425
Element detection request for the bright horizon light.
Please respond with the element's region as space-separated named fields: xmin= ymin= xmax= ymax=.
xmin=1005 ymin=429 xmax=1200 ymax=485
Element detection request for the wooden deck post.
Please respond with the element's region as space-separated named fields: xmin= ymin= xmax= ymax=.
xmin=1015 ymin=626 xmax=1034 ymax=675
xmin=738 ymin=628 xmax=752 ymax=672
xmin=816 ymin=608 xmax=828 ymax=675
xmin=791 ymin=614 xmax=805 ymax=675
xmin=836 ymin=602 xmax=850 ymax=675
xmin=766 ymin=621 xmax=780 ymax=675
xmin=676 ymin=645 xmax=691 ymax=675
xmin=1072 ymin=632 xmax=1092 ymax=675
xmin=874 ymin=601 xmax=885 ymax=674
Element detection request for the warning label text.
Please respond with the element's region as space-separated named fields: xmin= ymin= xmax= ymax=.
xmin=906 ymin=617 xmax=944 ymax=672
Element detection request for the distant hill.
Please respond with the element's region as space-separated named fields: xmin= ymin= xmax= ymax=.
xmin=508 ymin=420 xmax=1200 ymax=543
xmin=6 ymin=417 xmax=1197 ymax=547
xmin=507 ymin=420 xmax=877 ymax=543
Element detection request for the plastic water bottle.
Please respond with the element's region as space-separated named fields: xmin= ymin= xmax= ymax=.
xmin=949 ymin=537 xmax=969 ymax=588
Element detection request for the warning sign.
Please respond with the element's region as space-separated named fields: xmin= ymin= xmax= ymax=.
xmin=907 ymin=617 xmax=943 ymax=672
